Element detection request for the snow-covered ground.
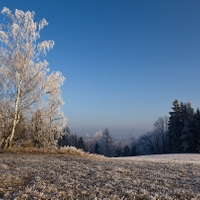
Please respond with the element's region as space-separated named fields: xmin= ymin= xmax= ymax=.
xmin=114 ymin=153 xmax=200 ymax=164
xmin=0 ymin=151 xmax=200 ymax=199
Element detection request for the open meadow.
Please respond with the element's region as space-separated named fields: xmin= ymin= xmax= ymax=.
xmin=0 ymin=148 xmax=200 ymax=200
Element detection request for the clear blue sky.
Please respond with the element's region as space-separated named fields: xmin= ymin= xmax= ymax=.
xmin=1 ymin=0 xmax=200 ymax=139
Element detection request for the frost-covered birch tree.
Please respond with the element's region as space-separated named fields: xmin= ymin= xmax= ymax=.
xmin=39 ymin=71 xmax=66 ymax=147
xmin=153 ymin=116 xmax=169 ymax=153
xmin=0 ymin=7 xmax=66 ymax=150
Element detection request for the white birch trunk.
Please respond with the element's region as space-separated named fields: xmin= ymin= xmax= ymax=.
xmin=1 ymin=83 xmax=21 ymax=150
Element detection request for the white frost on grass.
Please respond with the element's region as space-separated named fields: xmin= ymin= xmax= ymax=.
xmin=0 ymin=152 xmax=199 ymax=199
xmin=114 ymin=153 xmax=200 ymax=164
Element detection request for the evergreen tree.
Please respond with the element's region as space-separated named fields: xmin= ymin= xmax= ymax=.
xmin=57 ymin=126 xmax=70 ymax=147
xmin=181 ymin=107 xmax=200 ymax=152
xmin=168 ymin=100 xmax=183 ymax=152
xmin=194 ymin=108 xmax=200 ymax=152
xmin=123 ymin=145 xmax=130 ymax=156
xmin=68 ymin=133 xmax=78 ymax=147
xmin=77 ymin=136 xmax=85 ymax=151
xmin=180 ymin=102 xmax=195 ymax=152
xmin=94 ymin=141 xmax=100 ymax=154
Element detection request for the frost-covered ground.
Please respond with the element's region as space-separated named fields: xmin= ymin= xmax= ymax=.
xmin=0 ymin=150 xmax=200 ymax=199
xmin=116 ymin=153 xmax=200 ymax=164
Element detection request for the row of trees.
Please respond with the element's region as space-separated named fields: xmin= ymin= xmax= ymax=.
xmin=58 ymin=100 xmax=200 ymax=156
xmin=58 ymin=128 xmax=135 ymax=157
xmin=136 ymin=100 xmax=200 ymax=155
xmin=136 ymin=116 xmax=169 ymax=155
xmin=0 ymin=8 xmax=66 ymax=150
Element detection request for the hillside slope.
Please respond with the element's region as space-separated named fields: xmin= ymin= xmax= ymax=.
xmin=0 ymin=151 xmax=200 ymax=199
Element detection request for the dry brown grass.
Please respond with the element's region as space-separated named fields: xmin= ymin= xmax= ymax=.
xmin=4 ymin=146 xmax=104 ymax=157
xmin=0 ymin=148 xmax=200 ymax=199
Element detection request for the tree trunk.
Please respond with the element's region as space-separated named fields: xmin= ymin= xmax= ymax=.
xmin=1 ymin=83 xmax=21 ymax=150
xmin=1 ymin=118 xmax=18 ymax=150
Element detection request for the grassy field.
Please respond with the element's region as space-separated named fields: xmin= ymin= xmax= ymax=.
xmin=0 ymin=147 xmax=200 ymax=199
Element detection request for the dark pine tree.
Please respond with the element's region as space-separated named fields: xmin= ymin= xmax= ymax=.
xmin=94 ymin=141 xmax=100 ymax=154
xmin=77 ymin=136 xmax=85 ymax=151
xmin=123 ymin=145 xmax=130 ymax=156
xmin=168 ymin=100 xmax=183 ymax=152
